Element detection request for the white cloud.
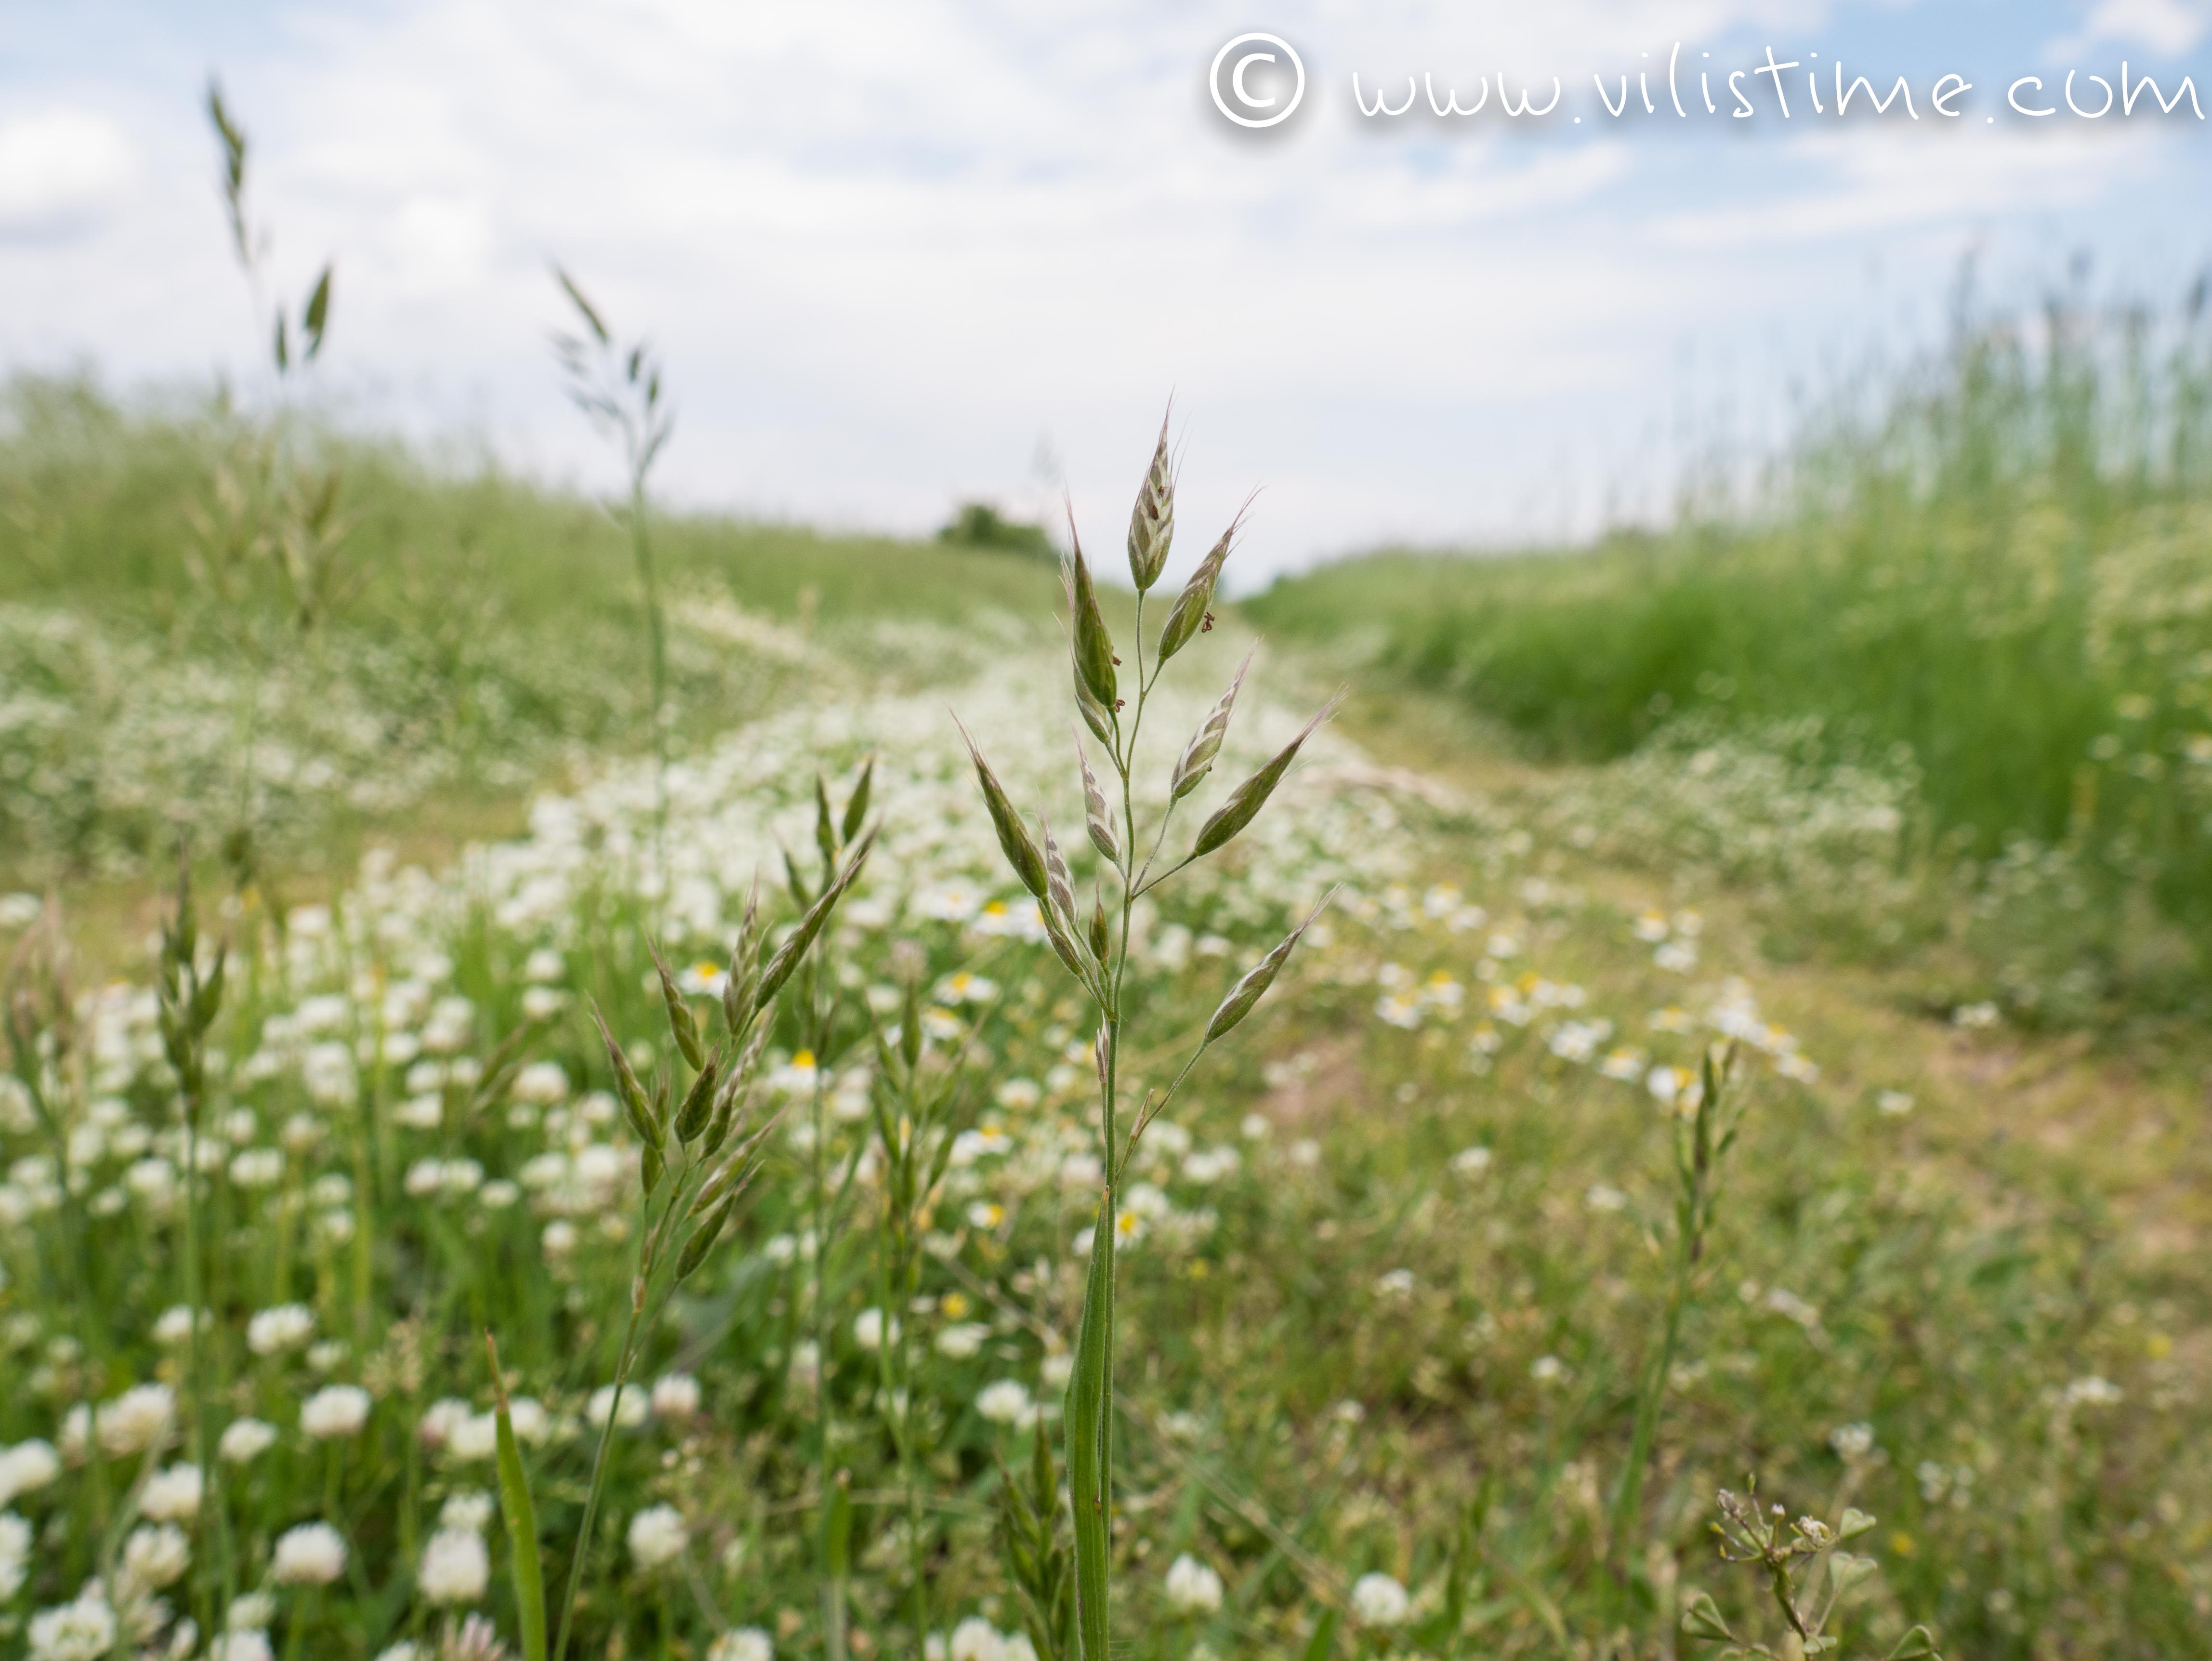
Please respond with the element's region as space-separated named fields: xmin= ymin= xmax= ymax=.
xmin=0 ymin=108 xmax=137 ymax=235
xmin=0 ymin=0 xmax=2204 ymax=571
xmin=2048 ymin=0 xmax=2211 ymax=59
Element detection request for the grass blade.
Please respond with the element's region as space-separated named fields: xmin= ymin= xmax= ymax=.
xmin=487 ymin=1332 xmax=547 ymax=1661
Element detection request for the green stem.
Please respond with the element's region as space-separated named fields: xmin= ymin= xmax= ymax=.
xmin=550 ymin=1277 xmax=648 ymax=1661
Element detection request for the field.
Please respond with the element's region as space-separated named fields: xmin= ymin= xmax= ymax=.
xmin=1 ymin=356 xmax=2210 ymax=1661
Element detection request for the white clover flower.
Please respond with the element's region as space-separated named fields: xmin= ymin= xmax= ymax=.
xmin=246 ymin=1304 xmax=316 ymax=1357
xmin=372 ymin=1644 xmax=421 ymax=1661
xmin=852 ymin=1308 xmax=899 ymax=1352
xmin=1349 ymin=1571 xmax=1411 ymax=1626
xmin=229 ymin=1147 xmax=284 ymax=1188
xmin=935 ymin=1322 xmax=989 ymax=1360
xmin=2065 ymin=1376 xmax=2122 ymax=1408
xmin=120 ymin=1522 xmax=192 ymax=1592
xmin=651 ymin=1372 xmax=701 ymax=1422
xmin=1163 ymin=1552 xmax=1224 ymax=1613
xmin=301 ymin=1385 xmax=373 ymax=1440
xmin=446 ymin=1414 xmax=498 ymax=1463
xmin=512 ymin=1061 xmax=570 ymax=1104
xmin=438 ymin=1490 xmax=497 ymax=1534
xmin=138 ymin=1463 xmax=203 ymax=1521
xmin=504 ymin=1397 xmax=551 ymax=1446
xmin=0 ymin=1511 xmax=29 ymax=1600
xmin=1375 ymin=1267 xmax=1415 ymax=1298
xmin=587 ymin=1384 xmax=648 ymax=1430
xmin=151 ymin=1306 xmax=200 ymax=1346
xmin=219 ymin=1419 xmax=278 ymax=1464
xmin=627 ymin=1503 xmax=689 ymax=1570
xmin=0 ymin=1438 xmax=61 ymax=1505
xmin=1584 ymin=1184 xmax=1628 ymax=1213
xmin=27 ymin=1588 xmax=118 ymax=1661
xmin=418 ymin=1528 xmax=490 ymax=1604
xmin=418 ymin=1398 xmax=473 ymax=1450
xmin=1040 ymin=1352 xmax=1074 ymax=1391
xmin=975 ymin=1381 xmax=1034 ymax=1426
xmin=947 ymin=1615 xmax=1004 ymax=1661
xmin=272 ymin=1520 xmax=348 ymax=1585
xmin=1830 ymin=1423 xmax=1877 ymax=1462
xmin=706 ymin=1628 xmax=774 ymax=1661
xmin=228 ymin=1591 xmax=276 ymax=1631
xmin=97 ymin=1383 xmax=177 ymax=1456
xmin=211 ymin=1632 xmax=275 ymax=1661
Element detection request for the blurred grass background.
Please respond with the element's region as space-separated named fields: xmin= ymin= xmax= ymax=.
xmin=1251 ymin=272 xmax=2212 ymax=1026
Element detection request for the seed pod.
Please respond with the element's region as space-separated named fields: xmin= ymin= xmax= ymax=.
xmin=841 ymin=756 xmax=874 ymax=845
xmin=757 ymin=830 xmax=876 ymax=1010
xmin=957 ymin=719 xmax=1049 ymax=902
xmin=1073 ymin=658 xmax=1116 ymax=744
xmin=1040 ymin=904 xmax=1099 ymax=998
xmin=1202 ymin=892 xmax=1333 ymax=1045
xmin=900 ymin=975 xmax=922 ymax=1071
xmin=724 ymin=881 xmax=764 ymax=1034
xmin=1125 ymin=413 xmax=1174 ymax=592
xmin=1075 ymin=738 xmax=1120 ymax=865
xmin=1191 ymin=694 xmax=1342 ymax=859
xmin=1040 ymin=815 xmax=1078 ymax=934
xmin=1157 ymin=511 xmax=1240 ymax=665
xmin=591 ymin=1003 xmax=662 ymax=1149
xmin=1169 ymin=649 xmax=1253 ymax=803
xmin=190 ymin=945 xmax=227 ymax=1034
xmin=1064 ymin=545 xmax=1117 ymax=709
xmin=677 ymin=1189 xmax=741 ymax=1281
xmin=650 ymin=945 xmax=705 ymax=1071
xmin=675 ymin=1055 xmax=720 ymax=1144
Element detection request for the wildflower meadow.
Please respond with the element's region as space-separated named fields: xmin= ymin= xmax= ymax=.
xmin=2 ymin=72 xmax=2210 ymax=1661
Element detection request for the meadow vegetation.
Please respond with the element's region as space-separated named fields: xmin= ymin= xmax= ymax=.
xmin=0 ymin=118 xmax=2206 ymax=1661
xmin=1250 ymin=270 xmax=2212 ymax=1033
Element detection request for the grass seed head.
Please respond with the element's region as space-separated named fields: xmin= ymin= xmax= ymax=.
xmin=1170 ymin=649 xmax=1254 ymax=803
xmin=1077 ymin=738 xmax=1120 ymax=865
xmin=1157 ymin=512 xmax=1240 ymax=666
xmin=1126 ymin=412 xmax=1175 ymax=592
xmin=1203 ymin=892 xmax=1333 ymax=1044
xmin=1064 ymin=544 xmax=1118 ymax=709
xmin=1191 ymin=692 xmax=1343 ymax=858
xmin=959 ymin=720 xmax=1050 ymax=902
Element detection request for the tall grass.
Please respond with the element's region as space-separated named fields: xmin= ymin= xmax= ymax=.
xmin=1250 ymin=270 xmax=2212 ymax=1005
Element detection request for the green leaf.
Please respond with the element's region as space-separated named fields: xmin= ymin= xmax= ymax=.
xmin=1300 ymin=1606 xmax=1339 ymax=1661
xmin=486 ymin=1335 xmax=547 ymax=1661
xmin=1065 ymin=1191 xmax=1116 ymax=1661
xmin=1679 ymin=1591 xmax=1734 ymax=1644
xmin=1884 ymin=1625 xmax=1940 ymax=1661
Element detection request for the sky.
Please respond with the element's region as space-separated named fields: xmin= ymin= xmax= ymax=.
xmin=3 ymin=0 xmax=2210 ymax=586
